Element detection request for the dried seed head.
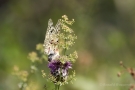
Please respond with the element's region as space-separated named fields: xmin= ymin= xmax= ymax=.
xmin=127 ymin=68 xmax=135 ymax=76
xmin=119 ymin=61 xmax=123 ymax=66
xmin=130 ymin=84 xmax=135 ymax=89
xmin=117 ymin=72 xmax=121 ymax=77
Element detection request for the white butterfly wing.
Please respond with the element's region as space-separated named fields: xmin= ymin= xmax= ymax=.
xmin=44 ymin=19 xmax=61 ymax=56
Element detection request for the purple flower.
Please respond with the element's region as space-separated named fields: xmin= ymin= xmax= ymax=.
xmin=63 ymin=61 xmax=72 ymax=70
xmin=48 ymin=60 xmax=72 ymax=77
xmin=48 ymin=60 xmax=61 ymax=75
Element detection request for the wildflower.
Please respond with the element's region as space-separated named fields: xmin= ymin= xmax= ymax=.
xmin=48 ymin=60 xmax=72 ymax=79
xmin=28 ymin=52 xmax=39 ymax=62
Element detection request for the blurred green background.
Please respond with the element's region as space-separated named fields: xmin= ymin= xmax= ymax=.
xmin=1 ymin=0 xmax=135 ymax=90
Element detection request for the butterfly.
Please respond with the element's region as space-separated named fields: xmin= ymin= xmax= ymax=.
xmin=43 ymin=19 xmax=61 ymax=62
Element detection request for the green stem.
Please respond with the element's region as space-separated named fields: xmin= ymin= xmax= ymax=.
xmin=55 ymin=84 xmax=57 ymax=90
xmin=64 ymin=32 xmax=67 ymax=55
xmin=54 ymin=84 xmax=60 ymax=90
xmin=58 ymin=84 xmax=60 ymax=90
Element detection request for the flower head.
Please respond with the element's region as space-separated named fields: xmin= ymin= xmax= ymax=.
xmin=48 ymin=60 xmax=72 ymax=78
xmin=48 ymin=60 xmax=61 ymax=75
xmin=63 ymin=61 xmax=72 ymax=70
